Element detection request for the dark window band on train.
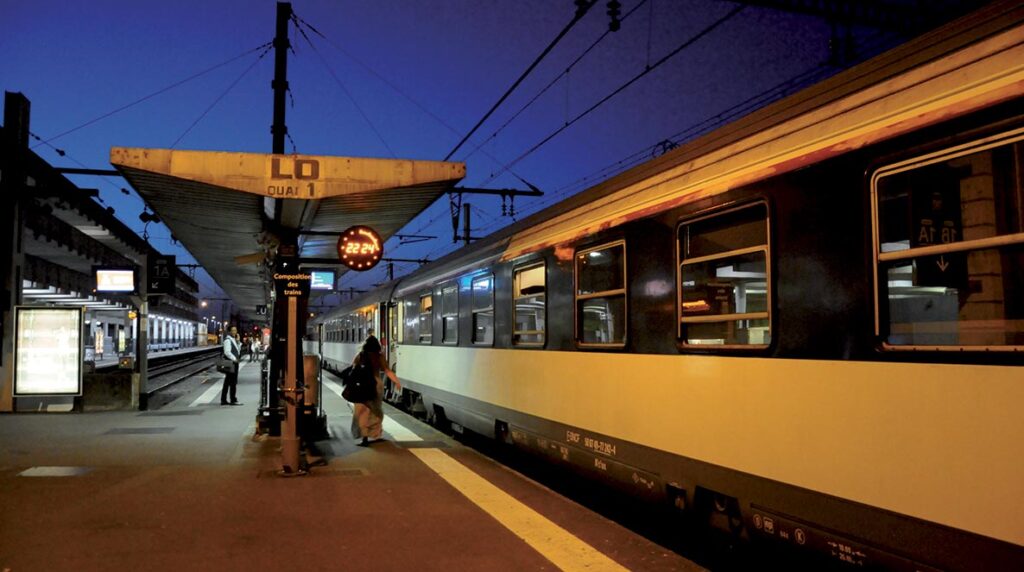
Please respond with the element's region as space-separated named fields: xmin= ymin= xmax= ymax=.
xmin=872 ymin=129 xmax=1024 ymax=351
xmin=677 ymin=202 xmax=771 ymax=349
xmin=575 ymin=240 xmax=627 ymax=347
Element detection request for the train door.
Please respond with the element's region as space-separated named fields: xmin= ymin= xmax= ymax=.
xmin=377 ymin=302 xmax=390 ymax=362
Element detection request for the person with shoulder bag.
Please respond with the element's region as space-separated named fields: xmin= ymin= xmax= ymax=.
xmin=220 ymin=326 xmax=243 ymax=406
xmin=350 ymin=334 xmax=401 ymax=446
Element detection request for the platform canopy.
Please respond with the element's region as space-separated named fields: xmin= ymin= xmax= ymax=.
xmin=111 ymin=148 xmax=465 ymax=321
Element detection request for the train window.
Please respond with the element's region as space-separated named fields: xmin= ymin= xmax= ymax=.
xmin=441 ymin=285 xmax=458 ymax=344
xmin=678 ymin=203 xmax=770 ymax=347
xmin=513 ymin=262 xmax=546 ymax=346
xmin=873 ymin=133 xmax=1024 ymax=350
xmin=471 ymin=275 xmax=494 ymax=345
xmin=418 ymin=294 xmax=433 ymax=343
xmin=575 ymin=241 xmax=626 ymax=346
xmin=402 ymin=298 xmax=418 ymax=344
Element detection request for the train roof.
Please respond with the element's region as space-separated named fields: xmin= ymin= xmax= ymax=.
xmin=321 ymin=0 xmax=1024 ymax=316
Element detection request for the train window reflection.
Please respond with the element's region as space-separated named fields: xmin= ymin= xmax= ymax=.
xmin=678 ymin=203 xmax=770 ymax=347
xmin=472 ymin=275 xmax=494 ymax=345
xmin=576 ymin=241 xmax=626 ymax=347
xmin=874 ymin=135 xmax=1024 ymax=349
xmin=441 ymin=286 xmax=458 ymax=344
xmin=514 ymin=263 xmax=546 ymax=346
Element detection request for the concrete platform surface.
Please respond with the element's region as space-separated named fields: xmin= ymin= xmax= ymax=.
xmin=0 ymin=363 xmax=704 ymax=571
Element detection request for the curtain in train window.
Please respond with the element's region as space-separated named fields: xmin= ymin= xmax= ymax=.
xmin=874 ymin=136 xmax=1024 ymax=349
xmin=441 ymin=285 xmax=458 ymax=344
xmin=513 ymin=263 xmax=546 ymax=346
xmin=472 ymin=275 xmax=494 ymax=345
xmin=678 ymin=203 xmax=770 ymax=347
xmin=576 ymin=241 xmax=626 ymax=345
xmin=418 ymin=294 xmax=433 ymax=343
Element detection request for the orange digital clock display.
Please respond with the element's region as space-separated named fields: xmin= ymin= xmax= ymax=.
xmin=336 ymin=225 xmax=383 ymax=271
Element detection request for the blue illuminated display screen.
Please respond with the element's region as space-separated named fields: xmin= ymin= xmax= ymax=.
xmin=310 ymin=270 xmax=335 ymax=291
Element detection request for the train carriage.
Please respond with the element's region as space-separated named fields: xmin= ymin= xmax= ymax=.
xmin=311 ymin=4 xmax=1024 ymax=570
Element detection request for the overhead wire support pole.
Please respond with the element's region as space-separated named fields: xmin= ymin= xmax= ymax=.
xmin=443 ymin=0 xmax=597 ymax=161
xmin=272 ymin=2 xmax=292 ymax=155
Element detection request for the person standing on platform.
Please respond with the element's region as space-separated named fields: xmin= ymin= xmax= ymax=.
xmin=351 ymin=334 xmax=400 ymax=446
xmin=221 ymin=325 xmax=242 ymax=406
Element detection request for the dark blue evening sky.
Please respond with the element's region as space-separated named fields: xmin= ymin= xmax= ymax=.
xmin=2 ymin=1 xmax=886 ymax=305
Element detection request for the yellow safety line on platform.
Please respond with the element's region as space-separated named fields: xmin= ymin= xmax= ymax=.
xmin=409 ymin=448 xmax=629 ymax=572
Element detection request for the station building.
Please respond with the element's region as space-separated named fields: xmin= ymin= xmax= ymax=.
xmin=1 ymin=92 xmax=208 ymax=412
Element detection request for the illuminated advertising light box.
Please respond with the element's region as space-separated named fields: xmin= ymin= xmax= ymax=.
xmin=95 ymin=267 xmax=137 ymax=293
xmin=14 ymin=307 xmax=83 ymax=396
xmin=310 ymin=270 xmax=336 ymax=291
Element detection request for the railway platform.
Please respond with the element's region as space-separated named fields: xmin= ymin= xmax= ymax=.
xmin=0 ymin=363 xmax=702 ymax=571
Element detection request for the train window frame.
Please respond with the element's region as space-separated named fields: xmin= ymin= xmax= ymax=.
xmin=676 ymin=202 xmax=772 ymax=349
xmin=574 ymin=240 xmax=628 ymax=348
xmin=870 ymin=127 xmax=1024 ymax=352
xmin=441 ymin=284 xmax=458 ymax=344
xmin=394 ymin=300 xmax=404 ymax=344
xmin=512 ymin=261 xmax=547 ymax=347
xmin=471 ymin=274 xmax=495 ymax=346
xmin=418 ymin=293 xmax=433 ymax=344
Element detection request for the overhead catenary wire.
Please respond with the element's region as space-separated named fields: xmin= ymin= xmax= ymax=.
xmin=459 ymin=0 xmax=651 ymax=164
xmin=292 ymin=13 xmax=397 ymax=158
xmin=443 ymin=0 xmax=598 ymax=161
xmin=31 ymin=41 xmax=273 ymax=149
xmin=473 ymin=25 xmax=902 ymax=237
xmin=477 ymin=5 xmax=746 ymax=188
xmin=170 ymin=44 xmax=273 ymax=149
xmin=289 ymin=14 xmax=537 ymax=186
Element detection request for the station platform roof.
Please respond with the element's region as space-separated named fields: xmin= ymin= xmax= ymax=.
xmin=111 ymin=148 xmax=465 ymax=321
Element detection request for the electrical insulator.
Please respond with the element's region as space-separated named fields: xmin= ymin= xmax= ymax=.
xmin=607 ymin=0 xmax=621 ymax=32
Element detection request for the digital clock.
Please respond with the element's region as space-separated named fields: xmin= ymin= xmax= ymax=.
xmin=336 ymin=225 xmax=383 ymax=271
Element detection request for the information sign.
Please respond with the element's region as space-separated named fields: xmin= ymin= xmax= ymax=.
xmin=310 ymin=270 xmax=335 ymax=291
xmin=14 ymin=307 xmax=83 ymax=396
xmin=273 ymin=262 xmax=311 ymax=299
xmin=95 ymin=267 xmax=136 ymax=293
xmin=148 ymin=255 xmax=176 ymax=294
xmin=912 ymin=187 xmax=965 ymax=288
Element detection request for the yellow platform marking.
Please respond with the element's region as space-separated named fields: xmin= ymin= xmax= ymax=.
xmin=410 ymin=448 xmax=628 ymax=572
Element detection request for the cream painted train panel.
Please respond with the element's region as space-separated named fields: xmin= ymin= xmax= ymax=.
xmin=397 ymin=344 xmax=1023 ymax=546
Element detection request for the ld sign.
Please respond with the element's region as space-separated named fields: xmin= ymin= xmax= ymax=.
xmin=267 ymin=157 xmax=320 ymax=198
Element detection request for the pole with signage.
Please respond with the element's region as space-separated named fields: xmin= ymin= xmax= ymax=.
xmin=274 ymin=257 xmax=309 ymax=476
xmin=135 ymin=256 xmax=149 ymax=410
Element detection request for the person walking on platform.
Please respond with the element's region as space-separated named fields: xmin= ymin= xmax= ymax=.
xmin=351 ymin=334 xmax=401 ymax=446
xmin=221 ymin=326 xmax=242 ymax=406
xmin=249 ymin=338 xmax=259 ymax=362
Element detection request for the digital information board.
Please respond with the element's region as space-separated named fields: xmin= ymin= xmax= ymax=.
xmin=95 ymin=268 xmax=136 ymax=293
xmin=310 ymin=270 xmax=335 ymax=291
xmin=14 ymin=307 xmax=84 ymax=396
